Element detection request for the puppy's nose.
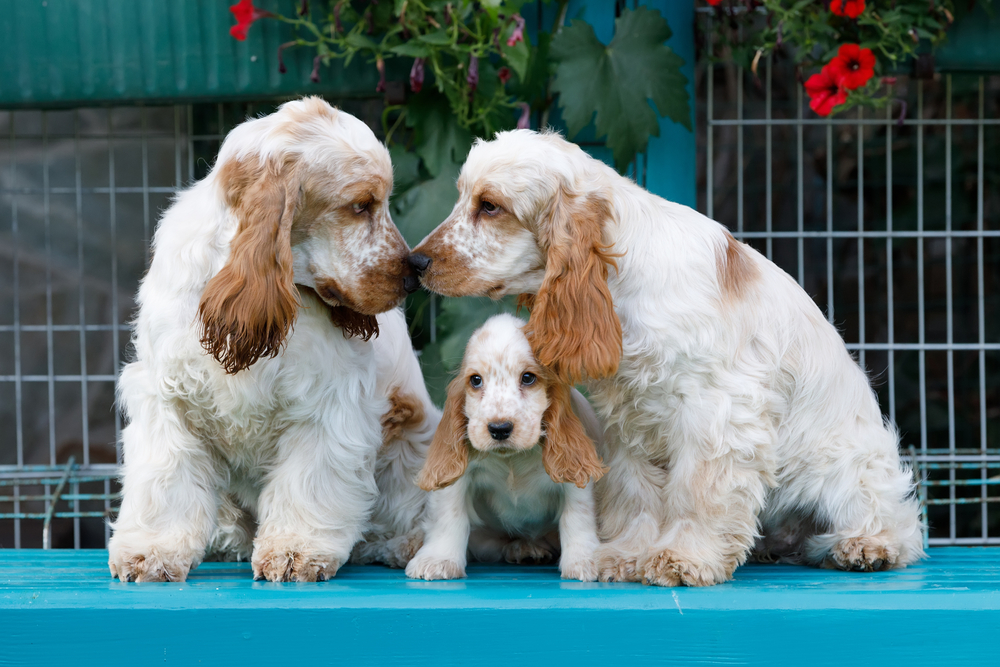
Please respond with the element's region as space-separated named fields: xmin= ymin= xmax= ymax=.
xmin=487 ymin=421 xmax=514 ymax=441
xmin=408 ymin=253 xmax=432 ymax=274
xmin=403 ymin=274 xmax=421 ymax=294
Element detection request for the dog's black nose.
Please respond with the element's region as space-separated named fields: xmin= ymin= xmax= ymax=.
xmin=403 ymin=274 xmax=421 ymax=294
xmin=488 ymin=421 xmax=514 ymax=441
xmin=408 ymin=253 xmax=432 ymax=273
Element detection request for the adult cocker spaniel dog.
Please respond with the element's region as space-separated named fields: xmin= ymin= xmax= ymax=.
xmin=409 ymin=130 xmax=924 ymax=587
xmin=407 ymin=314 xmax=605 ymax=582
xmin=109 ymin=97 xmax=437 ymax=583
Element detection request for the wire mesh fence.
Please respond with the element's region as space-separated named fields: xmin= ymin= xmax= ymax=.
xmin=2 ymin=43 xmax=998 ymax=549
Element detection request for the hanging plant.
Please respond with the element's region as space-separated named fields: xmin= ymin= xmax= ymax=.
xmin=703 ymin=0 xmax=991 ymax=117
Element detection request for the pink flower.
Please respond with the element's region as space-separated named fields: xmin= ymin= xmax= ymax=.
xmin=498 ymin=67 xmax=511 ymax=85
xmin=410 ymin=58 xmax=425 ymax=93
xmin=229 ymin=0 xmax=272 ymax=41
xmin=804 ymin=66 xmax=848 ymax=116
xmin=310 ymin=55 xmax=322 ymax=83
xmin=376 ymin=56 xmax=386 ymax=93
xmin=467 ymin=55 xmax=479 ymax=91
xmin=516 ymin=103 xmax=531 ymax=129
xmin=507 ymin=15 xmax=525 ymax=47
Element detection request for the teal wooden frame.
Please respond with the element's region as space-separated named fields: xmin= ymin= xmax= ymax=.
xmin=2 ymin=548 xmax=998 ymax=665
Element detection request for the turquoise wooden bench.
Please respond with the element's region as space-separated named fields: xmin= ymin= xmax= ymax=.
xmin=1 ymin=547 xmax=997 ymax=666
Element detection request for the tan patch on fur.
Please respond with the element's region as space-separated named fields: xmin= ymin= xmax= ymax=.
xmin=417 ymin=375 xmax=470 ymax=491
xmin=717 ymin=233 xmax=759 ymax=301
xmin=200 ymin=156 xmax=300 ymax=374
xmin=827 ymin=536 xmax=899 ymax=572
xmin=251 ymin=546 xmax=340 ymax=582
xmin=540 ymin=379 xmax=608 ymax=488
xmin=596 ymin=554 xmax=641 ymax=583
xmin=525 ymin=190 xmax=622 ymax=384
xmin=642 ymin=548 xmax=736 ymax=587
xmin=381 ymin=388 xmax=427 ymax=446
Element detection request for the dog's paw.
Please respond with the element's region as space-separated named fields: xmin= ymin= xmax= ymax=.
xmin=502 ymin=539 xmax=556 ymax=565
xmin=405 ymin=554 xmax=466 ymax=581
xmin=596 ymin=548 xmax=641 ymax=583
xmin=827 ymin=536 xmax=899 ymax=572
xmin=109 ymin=544 xmax=196 ymax=583
xmin=641 ymin=549 xmax=731 ymax=587
xmin=251 ymin=541 xmax=340 ymax=582
xmin=560 ymin=557 xmax=598 ymax=582
xmin=384 ymin=530 xmax=425 ymax=568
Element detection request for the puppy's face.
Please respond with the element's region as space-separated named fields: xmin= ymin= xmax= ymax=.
xmin=460 ymin=317 xmax=550 ymax=455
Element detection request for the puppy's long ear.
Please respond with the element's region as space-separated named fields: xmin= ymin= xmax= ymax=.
xmin=199 ymin=157 xmax=300 ymax=374
xmin=525 ymin=187 xmax=622 ymax=384
xmin=417 ymin=375 xmax=470 ymax=491
xmin=541 ymin=382 xmax=607 ymax=489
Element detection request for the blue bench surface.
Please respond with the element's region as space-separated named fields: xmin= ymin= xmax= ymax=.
xmin=2 ymin=547 xmax=998 ymax=666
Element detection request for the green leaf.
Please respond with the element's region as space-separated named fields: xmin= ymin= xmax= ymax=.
xmin=405 ymin=93 xmax=473 ymax=177
xmin=550 ymin=6 xmax=692 ymax=170
xmin=344 ymin=32 xmax=379 ymax=51
xmin=417 ymin=29 xmax=453 ymax=45
xmin=390 ymin=42 xmax=431 ymax=58
xmin=501 ymin=36 xmax=531 ymax=82
xmin=390 ymin=160 xmax=461 ymax=247
xmin=388 ymin=144 xmax=421 ymax=195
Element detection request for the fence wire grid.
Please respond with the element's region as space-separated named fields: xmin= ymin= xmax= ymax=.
xmin=2 ymin=41 xmax=999 ymax=550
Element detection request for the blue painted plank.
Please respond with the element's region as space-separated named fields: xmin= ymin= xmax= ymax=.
xmin=0 ymin=548 xmax=998 ymax=666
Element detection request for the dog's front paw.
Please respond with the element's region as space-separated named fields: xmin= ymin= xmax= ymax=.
xmin=560 ymin=557 xmax=598 ymax=582
xmin=641 ymin=548 xmax=731 ymax=587
xmin=502 ymin=539 xmax=556 ymax=565
xmin=251 ymin=540 xmax=340 ymax=582
xmin=595 ymin=547 xmax=641 ymax=583
xmin=405 ymin=553 xmax=466 ymax=580
xmin=383 ymin=530 xmax=425 ymax=568
xmin=828 ymin=536 xmax=899 ymax=572
xmin=109 ymin=542 xmax=198 ymax=583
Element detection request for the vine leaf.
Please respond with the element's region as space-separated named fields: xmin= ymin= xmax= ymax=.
xmin=405 ymin=93 xmax=473 ymax=177
xmin=550 ymin=6 xmax=691 ymax=170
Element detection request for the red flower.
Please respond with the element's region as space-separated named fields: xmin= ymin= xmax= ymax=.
xmin=498 ymin=67 xmax=511 ymax=85
xmin=826 ymin=44 xmax=875 ymax=90
xmin=229 ymin=0 xmax=271 ymax=41
xmin=506 ymin=15 xmax=525 ymax=47
xmin=375 ymin=56 xmax=386 ymax=93
xmin=706 ymin=0 xmax=722 ymax=5
xmin=830 ymin=0 xmax=865 ymax=19
xmin=804 ymin=66 xmax=847 ymax=116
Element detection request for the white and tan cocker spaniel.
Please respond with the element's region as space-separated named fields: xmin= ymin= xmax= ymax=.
xmin=109 ymin=97 xmax=437 ymax=583
xmin=409 ymin=130 xmax=924 ymax=587
xmin=406 ymin=314 xmax=606 ymax=582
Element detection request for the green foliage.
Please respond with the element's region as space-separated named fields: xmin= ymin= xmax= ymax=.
xmin=551 ymin=6 xmax=691 ymax=169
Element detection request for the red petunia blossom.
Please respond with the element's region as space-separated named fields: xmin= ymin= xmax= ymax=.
xmin=706 ymin=0 xmax=722 ymax=5
xmin=826 ymin=43 xmax=876 ymax=90
xmin=229 ymin=0 xmax=272 ymax=41
xmin=830 ymin=0 xmax=865 ymax=19
xmin=804 ymin=66 xmax=848 ymax=116
xmin=498 ymin=67 xmax=511 ymax=85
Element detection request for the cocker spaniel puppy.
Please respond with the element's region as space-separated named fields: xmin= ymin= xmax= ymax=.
xmin=109 ymin=97 xmax=436 ymax=583
xmin=405 ymin=314 xmax=606 ymax=581
xmin=409 ymin=130 xmax=924 ymax=587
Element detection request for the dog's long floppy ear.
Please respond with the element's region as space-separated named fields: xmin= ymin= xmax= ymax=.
xmin=199 ymin=156 xmax=301 ymax=374
xmin=541 ymin=382 xmax=607 ymax=489
xmin=525 ymin=186 xmax=622 ymax=384
xmin=417 ymin=375 xmax=470 ymax=491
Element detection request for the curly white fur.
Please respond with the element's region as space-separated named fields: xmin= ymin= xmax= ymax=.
xmin=411 ymin=130 xmax=924 ymax=587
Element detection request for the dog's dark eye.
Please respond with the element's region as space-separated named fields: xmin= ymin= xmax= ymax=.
xmin=481 ymin=200 xmax=500 ymax=216
xmin=352 ymin=201 xmax=370 ymax=215
xmin=521 ymin=372 xmax=536 ymax=386
xmin=469 ymin=374 xmax=483 ymax=388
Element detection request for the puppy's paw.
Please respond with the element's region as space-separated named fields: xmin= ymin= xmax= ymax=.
xmin=502 ymin=539 xmax=556 ymax=565
xmin=405 ymin=554 xmax=466 ymax=581
xmin=384 ymin=529 xmax=425 ymax=568
xmin=595 ymin=547 xmax=641 ymax=583
xmin=827 ymin=536 xmax=899 ymax=572
xmin=641 ymin=548 xmax=732 ymax=587
xmin=109 ymin=543 xmax=196 ymax=583
xmin=251 ymin=541 xmax=340 ymax=582
xmin=560 ymin=557 xmax=598 ymax=582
